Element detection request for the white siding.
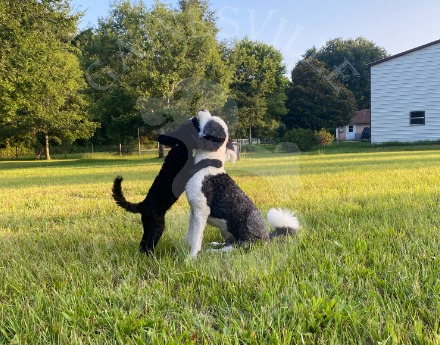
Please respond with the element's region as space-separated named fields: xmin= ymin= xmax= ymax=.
xmin=370 ymin=43 xmax=440 ymax=143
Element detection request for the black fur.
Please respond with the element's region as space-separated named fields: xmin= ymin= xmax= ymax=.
xmin=268 ymin=227 xmax=297 ymax=239
xmin=112 ymin=117 xmax=223 ymax=254
xmin=201 ymin=173 xmax=269 ymax=243
xmin=199 ymin=119 xmax=227 ymax=151
xmin=112 ymin=176 xmax=138 ymax=213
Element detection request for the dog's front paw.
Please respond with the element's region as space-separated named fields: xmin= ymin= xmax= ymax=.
xmin=208 ymin=245 xmax=234 ymax=253
xmin=210 ymin=241 xmax=226 ymax=248
xmin=139 ymin=242 xmax=154 ymax=255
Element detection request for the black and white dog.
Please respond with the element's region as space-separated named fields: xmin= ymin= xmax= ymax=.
xmin=185 ymin=110 xmax=299 ymax=257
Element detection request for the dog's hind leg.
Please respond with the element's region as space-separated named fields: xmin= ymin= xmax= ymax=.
xmin=139 ymin=211 xmax=165 ymax=254
xmin=207 ymin=217 xmax=236 ymax=246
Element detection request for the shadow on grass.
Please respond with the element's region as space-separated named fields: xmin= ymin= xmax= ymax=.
xmin=0 ymin=156 xmax=164 ymax=171
xmin=309 ymin=141 xmax=440 ymax=155
xmin=260 ymin=141 xmax=440 ymax=155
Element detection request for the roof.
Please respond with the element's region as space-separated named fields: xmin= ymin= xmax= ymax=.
xmin=368 ymin=38 xmax=440 ymax=67
xmin=351 ymin=109 xmax=370 ymax=124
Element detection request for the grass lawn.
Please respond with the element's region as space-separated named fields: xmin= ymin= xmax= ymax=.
xmin=0 ymin=145 xmax=439 ymax=344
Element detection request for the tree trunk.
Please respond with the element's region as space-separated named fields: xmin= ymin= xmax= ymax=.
xmin=158 ymin=143 xmax=165 ymax=158
xmin=63 ymin=142 xmax=67 ymax=159
xmin=137 ymin=127 xmax=141 ymax=156
xmin=158 ymin=127 xmax=165 ymax=158
xmin=248 ymin=125 xmax=252 ymax=145
xmin=45 ymin=133 xmax=51 ymax=160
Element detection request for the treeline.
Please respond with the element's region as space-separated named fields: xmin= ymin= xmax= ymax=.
xmin=0 ymin=0 xmax=388 ymax=159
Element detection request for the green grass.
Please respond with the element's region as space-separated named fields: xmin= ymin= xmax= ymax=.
xmin=1 ymin=145 xmax=439 ymax=344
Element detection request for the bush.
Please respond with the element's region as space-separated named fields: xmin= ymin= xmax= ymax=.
xmin=240 ymin=144 xmax=259 ymax=152
xmin=283 ymin=128 xmax=318 ymax=151
xmin=273 ymin=142 xmax=301 ymax=153
xmin=0 ymin=145 xmax=35 ymax=159
xmin=315 ymin=129 xmax=334 ymax=146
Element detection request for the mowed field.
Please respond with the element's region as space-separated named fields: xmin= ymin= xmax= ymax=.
xmin=0 ymin=145 xmax=439 ymax=344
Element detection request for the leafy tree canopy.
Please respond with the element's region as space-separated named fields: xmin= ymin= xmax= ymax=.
xmin=227 ymin=38 xmax=288 ymax=139
xmin=79 ymin=0 xmax=232 ymax=149
xmin=284 ymin=59 xmax=357 ymax=131
xmin=0 ymin=0 xmax=97 ymax=159
xmin=305 ymin=37 xmax=388 ymax=109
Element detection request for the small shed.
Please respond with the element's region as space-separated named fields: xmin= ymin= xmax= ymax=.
xmin=368 ymin=39 xmax=440 ymax=144
xmin=336 ymin=109 xmax=370 ymax=141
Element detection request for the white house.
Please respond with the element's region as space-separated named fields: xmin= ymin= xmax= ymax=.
xmin=368 ymin=39 xmax=440 ymax=144
xmin=336 ymin=109 xmax=370 ymax=141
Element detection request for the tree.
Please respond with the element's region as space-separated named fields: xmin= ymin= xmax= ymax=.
xmin=178 ymin=0 xmax=216 ymax=26
xmin=284 ymin=59 xmax=357 ymax=131
xmin=0 ymin=0 xmax=97 ymax=159
xmin=227 ymin=38 xmax=288 ymax=141
xmin=306 ymin=37 xmax=388 ymax=109
xmin=76 ymin=1 xmax=149 ymax=145
xmin=79 ymin=0 xmax=232 ymax=156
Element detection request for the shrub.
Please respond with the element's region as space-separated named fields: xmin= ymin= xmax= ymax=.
xmin=273 ymin=142 xmax=301 ymax=153
xmin=283 ymin=128 xmax=318 ymax=151
xmin=0 ymin=145 xmax=35 ymax=159
xmin=241 ymin=144 xmax=259 ymax=152
xmin=315 ymin=129 xmax=334 ymax=146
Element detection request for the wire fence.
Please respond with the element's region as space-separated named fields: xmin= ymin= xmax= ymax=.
xmin=1 ymin=140 xmax=259 ymax=160
xmin=0 ymin=144 xmax=160 ymax=160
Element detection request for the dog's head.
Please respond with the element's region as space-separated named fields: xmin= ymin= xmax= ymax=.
xmin=196 ymin=109 xmax=229 ymax=152
xmin=158 ymin=116 xmax=202 ymax=151
xmin=159 ymin=109 xmax=236 ymax=162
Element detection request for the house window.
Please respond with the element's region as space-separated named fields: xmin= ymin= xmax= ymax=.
xmin=410 ymin=111 xmax=425 ymax=125
xmin=348 ymin=125 xmax=354 ymax=132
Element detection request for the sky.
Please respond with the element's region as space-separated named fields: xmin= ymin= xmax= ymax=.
xmin=70 ymin=0 xmax=440 ymax=73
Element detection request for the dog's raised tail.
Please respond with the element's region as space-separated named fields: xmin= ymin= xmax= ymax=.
xmin=112 ymin=176 xmax=140 ymax=213
xmin=267 ymin=208 xmax=299 ymax=240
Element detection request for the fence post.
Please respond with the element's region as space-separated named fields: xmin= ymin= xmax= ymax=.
xmin=235 ymin=142 xmax=240 ymax=161
xmin=119 ymin=143 xmax=122 ymax=156
xmin=138 ymin=127 xmax=141 ymax=156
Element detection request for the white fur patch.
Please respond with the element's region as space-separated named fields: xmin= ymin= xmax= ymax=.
xmin=185 ymin=166 xmax=225 ymax=258
xmin=267 ymin=208 xmax=300 ymax=230
xmin=197 ymin=109 xmax=213 ymax=136
xmin=208 ymin=245 xmax=234 ymax=253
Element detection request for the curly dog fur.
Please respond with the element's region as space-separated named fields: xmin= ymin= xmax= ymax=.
xmin=185 ymin=110 xmax=299 ymax=257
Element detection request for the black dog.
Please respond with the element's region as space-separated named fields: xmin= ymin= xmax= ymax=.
xmin=112 ymin=117 xmax=225 ymax=254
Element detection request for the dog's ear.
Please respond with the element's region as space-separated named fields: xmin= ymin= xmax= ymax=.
xmin=199 ymin=119 xmax=226 ymax=151
xmin=157 ymin=134 xmax=181 ymax=147
xmin=191 ymin=116 xmax=200 ymax=133
xmin=159 ymin=118 xmax=200 ymax=149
